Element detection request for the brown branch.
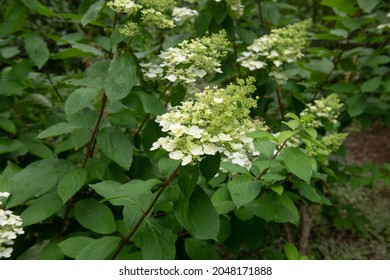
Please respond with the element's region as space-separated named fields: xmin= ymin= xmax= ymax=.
xmin=111 ymin=165 xmax=180 ymax=259
xmin=256 ymin=138 xmax=289 ymax=180
xmin=82 ymin=93 xmax=108 ymax=168
xmin=276 ymin=87 xmax=285 ymax=121
xmin=232 ymin=39 xmax=242 ymax=78
xmin=283 ymin=223 xmax=295 ymax=243
xmin=257 ymin=0 xmax=267 ymax=31
xmin=298 ymin=202 xmax=312 ymax=255
xmin=44 ymin=70 xmax=64 ymax=102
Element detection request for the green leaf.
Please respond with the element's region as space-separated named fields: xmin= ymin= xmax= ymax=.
xmin=57 ymin=168 xmax=87 ymax=203
xmin=76 ymin=236 xmax=121 ymax=260
xmin=135 ymin=218 xmax=176 ymax=260
xmin=277 ymin=130 xmax=297 ymax=144
xmin=96 ymin=127 xmax=133 ymax=169
xmin=328 ymin=82 xmax=359 ymax=93
xmin=253 ymin=159 xmax=281 ymax=173
xmin=283 ymin=120 xmax=300 ymax=131
xmin=20 ymin=192 xmax=63 ymax=226
xmin=105 ymin=53 xmax=137 ymax=101
xmin=71 ymin=43 xmax=103 ymax=57
xmin=123 ymin=204 xmax=143 ymax=230
xmin=347 ymin=94 xmax=366 ymax=117
xmin=38 ymin=240 xmax=64 ymax=260
xmin=74 ymin=198 xmax=116 ymax=234
xmin=245 ymin=192 xmax=300 ymax=225
xmin=81 ymin=0 xmax=105 ymax=27
xmin=357 ymin=0 xmax=380 ymax=13
xmin=0 ymin=117 xmax=16 ymax=134
xmin=220 ymin=162 xmax=250 ymax=174
xmin=24 ymin=32 xmax=49 ymax=69
xmin=228 ymin=175 xmax=261 ymax=208
xmin=0 ymin=139 xmax=24 ymax=154
xmin=271 ymin=185 xmax=284 ymax=196
xmin=254 ymin=140 xmax=277 ymax=159
xmin=321 ymin=0 xmax=357 ymax=15
xmin=175 ymin=187 xmax=220 ymax=240
xmin=247 ymin=131 xmax=278 ymax=141
xmin=51 ymin=48 xmax=99 ymax=59
xmin=284 ymin=242 xmax=300 ymax=260
xmin=195 ymin=11 xmax=212 ymax=36
xmin=200 ymin=153 xmax=221 ymax=181
xmin=280 ymin=147 xmax=312 ymax=183
xmin=0 ymin=1 xmax=27 ymax=38
xmin=90 ymin=178 xmax=159 ymax=206
xmin=10 ymin=159 xmax=73 ymax=201
xmin=21 ymin=0 xmax=58 ymax=17
xmin=58 ymin=236 xmax=94 ymax=259
xmin=162 ymin=33 xmax=192 ymax=50
xmin=185 ymin=238 xmax=219 ymax=260
xmin=36 ymin=122 xmax=85 ymax=138
xmin=304 ymin=128 xmax=317 ymax=139
xmin=361 ymin=76 xmax=381 ymax=93
xmin=131 ymin=91 xmax=165 ymax=115
xmin=294 ymin=179 xmax=323 ymax=204
xmin=17 ymin=240 xmax=49 ymax=260
xmin=211 ymin=185 xmax=235 ymax=214
xmin=178 ymin=164 xmax=199 ymax=198
xmin=19 ymin=137 xmax=54 ymax=159
xmin=65 ymin=87 xmax=100 ymax=115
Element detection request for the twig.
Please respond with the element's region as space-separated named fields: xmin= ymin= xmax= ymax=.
xmin=256 ymin=138 xmax=289 ymax=180
xmin=256 ymin=0 xmax=266 ymax=30
xmin=111 ymin=165 xmax=180 ymax=259
xmin=82 ymin=93 xmax=108 ymax=167
xmin=44 ymin=70 xmax=64 ymax=102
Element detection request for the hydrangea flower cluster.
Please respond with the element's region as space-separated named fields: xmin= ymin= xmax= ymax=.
xmin=141 ymin=31 xmax=229 ymax=85
xmin=215 ymin=0 xmax=244 ymax=19
xmin=151 ymin=77 xmax=267 ymax=168
xmin=237 ymin=20 xmax=311 ymax=84
xmin=172 ymin=7 xmax=198 ymax=23
xmin=107 ymin=0 xmax=176 ymax=32
xmin=299 ymin=94 xmax=348 ymax=161
xmin=300 ymin=93 xmax=344 ymax=128
xmin=0 ymin=192 xmax=24 ymax=259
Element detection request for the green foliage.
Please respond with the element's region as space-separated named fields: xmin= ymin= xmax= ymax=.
xmin=1 ymin=0 xmax=388 ymax=260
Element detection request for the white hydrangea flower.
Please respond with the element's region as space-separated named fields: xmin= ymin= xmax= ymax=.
xmin=237 ymin=20 xmax=311 ymax=84
xmin=141 ymin=31 xmax=229 ymax=86
xmin=0 ymin=192 xmax=24 ymax=259
xmin=172 ymin=7 xmax=198 ymax=22
xmin=151 ymin=77 xmax=268 ymax=167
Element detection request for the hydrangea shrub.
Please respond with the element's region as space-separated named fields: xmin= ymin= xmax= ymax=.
xmin=1 ymin=0 xmax=388 ymax=260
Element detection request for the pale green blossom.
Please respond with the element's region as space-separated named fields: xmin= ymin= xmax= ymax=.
xmin=237 ymin=20 xmax=311 ymax=84
xmin=0 ymin=192 xmax=24 ymax=259
xmin=299 ymin=94 xmax=347 ymax=161
xmin=151 ymin=77 xmax=267 ymax=168
xmin=300 ymin=93 xmax=343 ymax=128
xmin=107 ymin=0 xmax=176 ymax=29
xmin=107 ymin=0 xmax=142 ymax=14
xmin=141 ymin=31 xmax=229 ymax=85
xmin=119 ymin=21 xmax=139 ymax=37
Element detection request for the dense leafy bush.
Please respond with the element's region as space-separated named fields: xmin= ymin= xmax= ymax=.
xmin=0 ymin=0 xmax=389 ymax=259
